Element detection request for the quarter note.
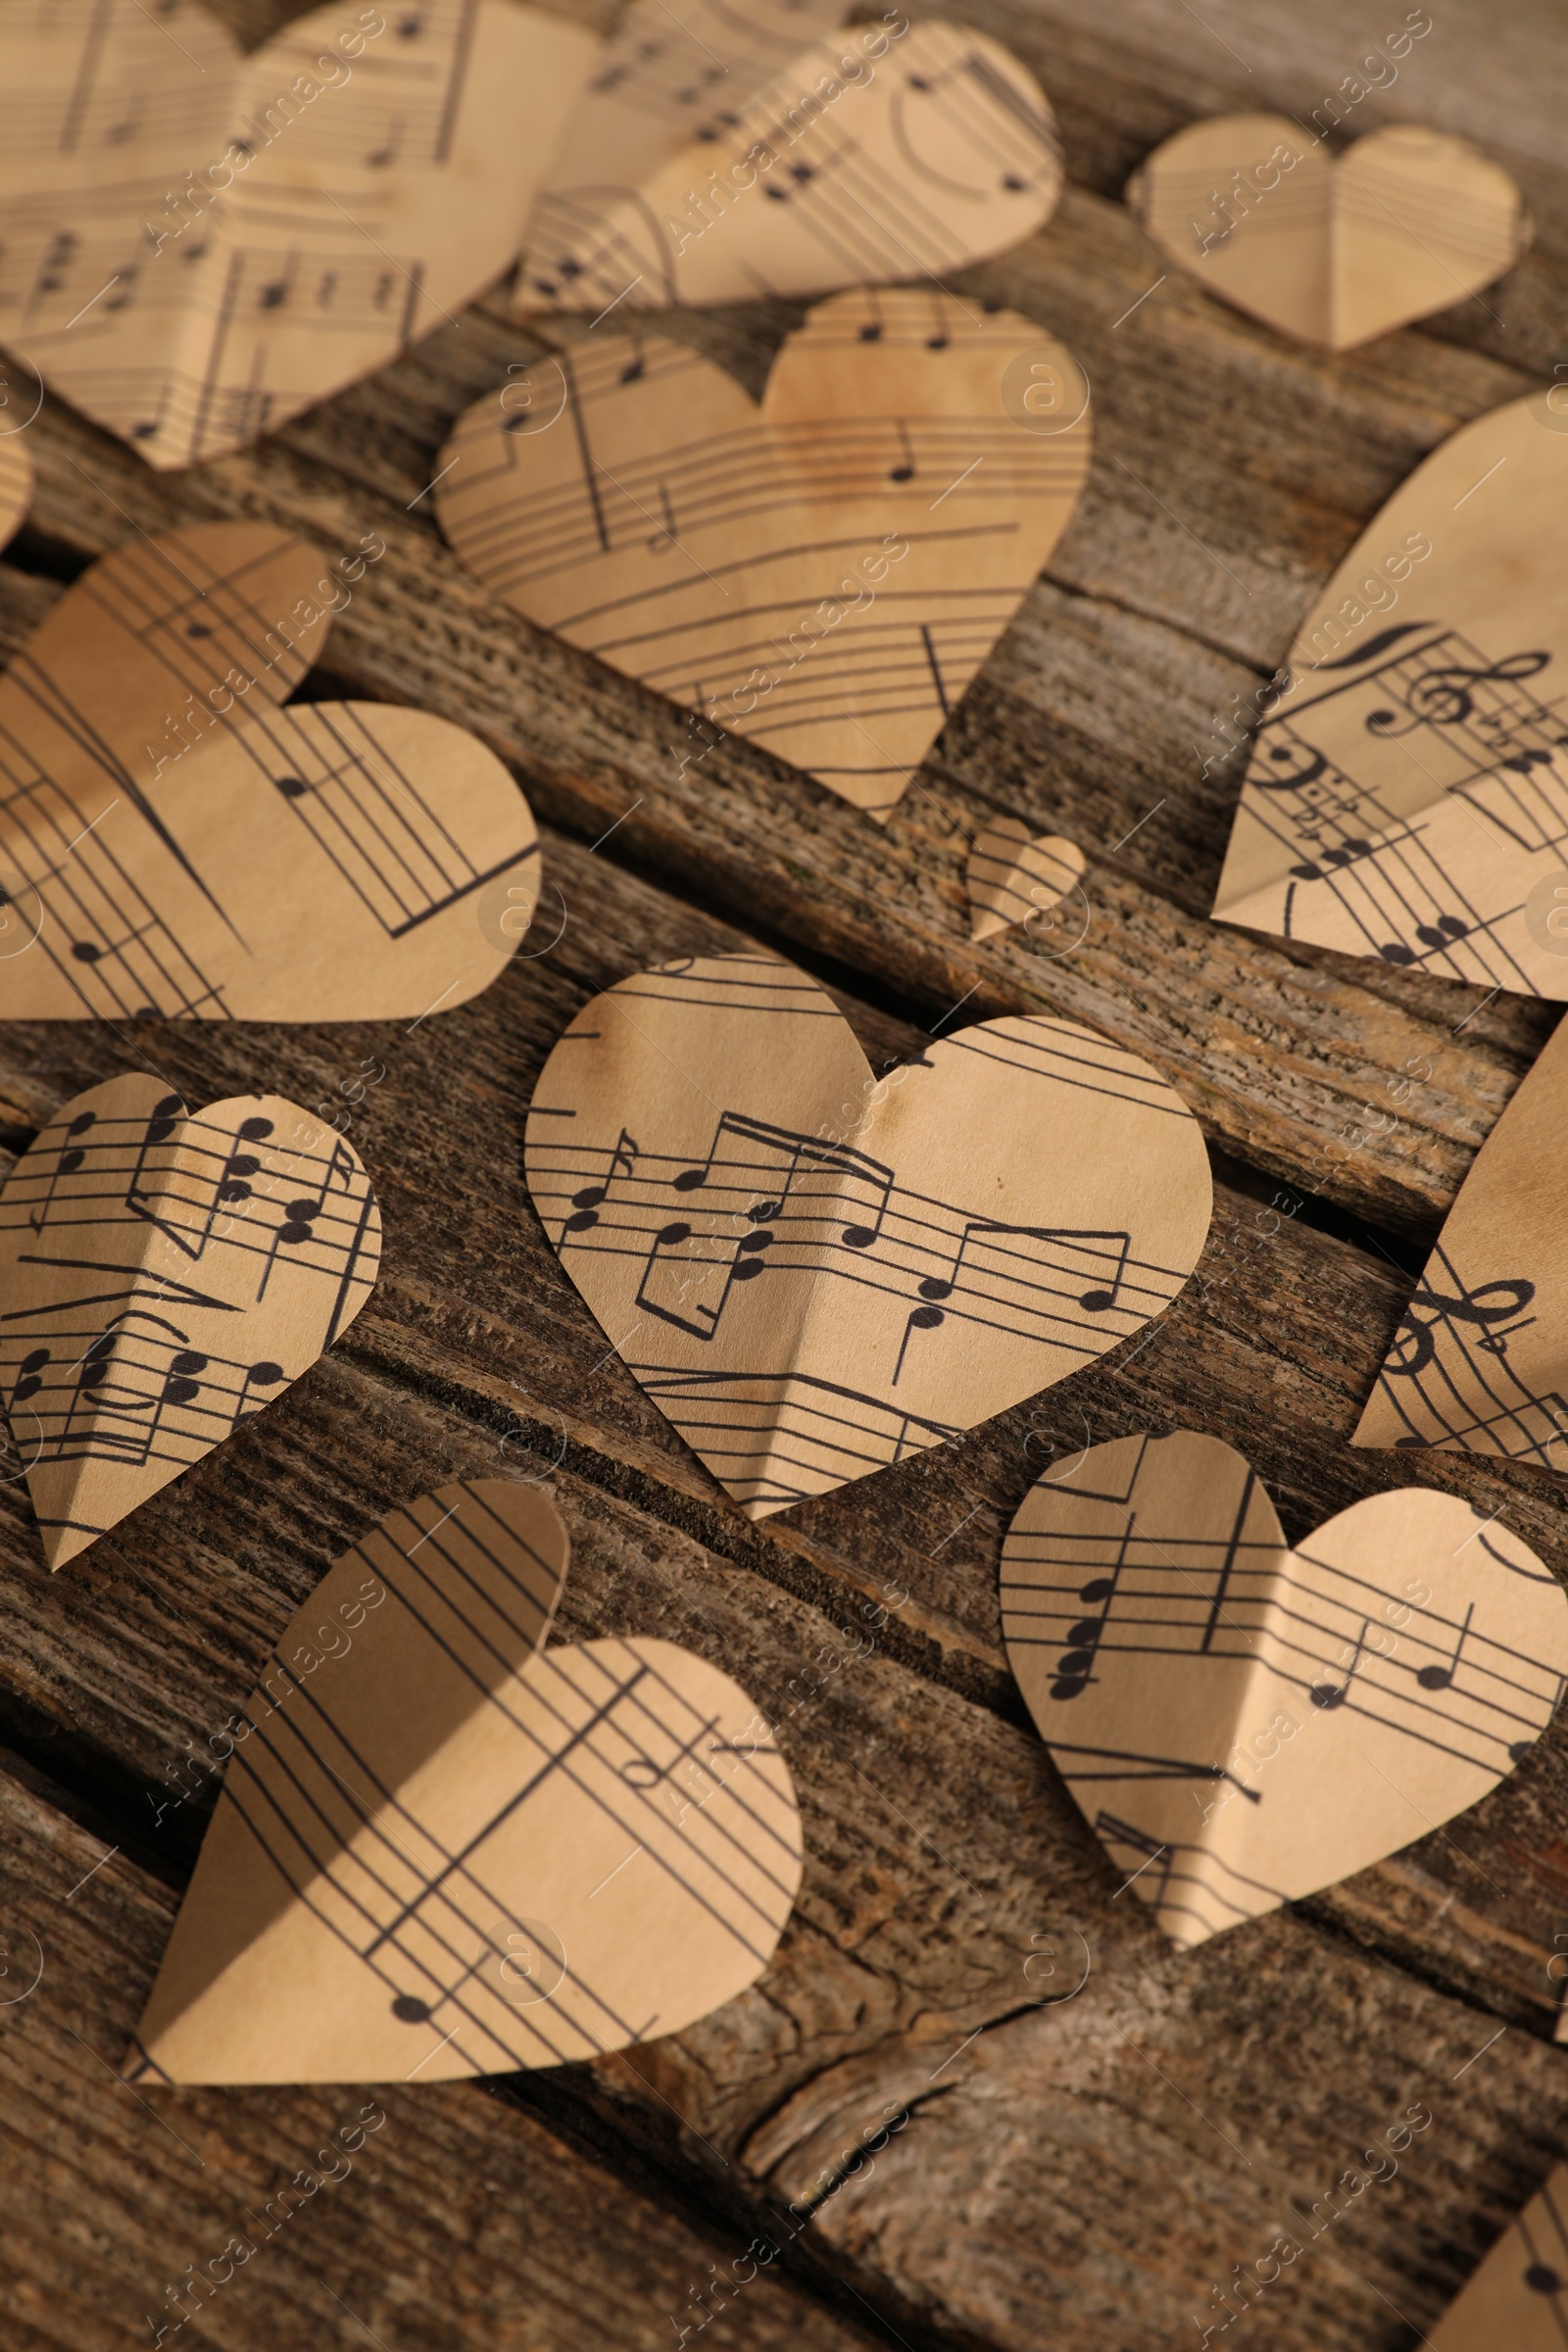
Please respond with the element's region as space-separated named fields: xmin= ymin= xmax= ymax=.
xmin=1415 ymin=1602 xmax=1473 ymax=1691
xmin=1310 ymin=1620 xmax=1367 ymax=1709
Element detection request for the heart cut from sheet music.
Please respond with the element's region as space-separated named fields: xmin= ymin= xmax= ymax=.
xmin=0 ymin=0 xmax=598 ymax=468
xmin=525 ymin=955 xmax=1211 ymax=1517
xmin=1002 ymin=1430 xmax=1568 ymax=1949
xmin=0 ymin=521 xmax=539 ymax=1019
xmin=123 ymin=1480 xmax=803 ymax=2082
xmin=516 ymin=13 xmax=1062 ymax=316
xmin=438 ymin=289 xmax=1092 ymax=817
xmin=1212 ymin=396 xmax=1568 ymax=995
xmin=0 ymin=1073 xmax=381 ymax=1568
xmin=1355 ymin=1012 xmax=1568 ymax=1473
xmin=966 ymin=819 xmax=1085 ymax=941
xmin=1126 ymin=117 xmax=1528 ymax=350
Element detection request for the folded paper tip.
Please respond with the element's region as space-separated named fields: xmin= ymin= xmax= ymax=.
xmin=41 ymin=1521 xmax=98 ymax=1572
xmin=117 ymin=2032 xmax=172 ymax=2086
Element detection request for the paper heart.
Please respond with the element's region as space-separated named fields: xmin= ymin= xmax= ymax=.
xmin=0 ymin=1074 xmax=381 ymax=1567
xmin=1001 ymin=1430 xmax=1568 ymax=1949
xmin=0 ymin=520 xmax=538 ymax=1018
xmin=439 ymin=289 xmax=1092 ymax=816
xmin=1127 ymin=116 xmax=1527 ymax=350
xmin=0 ymin=433 xmax=29 ymax=551
xmin=524 ymin=955 xmax=1211 ymax=1517
xmin=1424 ymin=2161 xmax=1568 ymax=2348
xmin=124 ymin=1479 xmax=803 ymax=2083
xmin=967 ymin=819 xmax=1084 ymax=941
xmin=516 ymin=15 xmax=1062 ymax=316
xmin=1355 ymin=1011 xmax=1568 ymax=1472
xmin=0 ymin=0 xmax=598 ymax=467
xmin=522 ymin=0 xmax=854 ymax=273
xmin=1211 ymin=396 xmax=1568 ymax=994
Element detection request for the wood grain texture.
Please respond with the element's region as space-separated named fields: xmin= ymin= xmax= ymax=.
xmin=2 ymin=0 xmax=1567 ymax=2345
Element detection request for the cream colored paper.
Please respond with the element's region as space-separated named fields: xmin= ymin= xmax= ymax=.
xmin=524 ymin=954 xmax=1211 ymax=1518
xmin=0 ymin=434 xmax=30 ymax=550
xmin=0 ymin=521 xmax=537 ymax=1018
xmin=439 ymin=290 xmax=1092 ymax=818
xmin=123 ymin=1479 xmax=803 ymax=2083
xmin=967 ymin=819 xmax=1085 ymax=941
xmin=0 ymin=0 xmax=598 ymax=468
xmin=516 ymin=16 xmax=1062 ymax=315
xmin=1001 ymin=1430 xmax=1567 ymax=1948
xmin=525 ymin=0 xmax=850 ymax=262
xmin=1428 ymin=2166 xmax=1568 ymax=2349
xmin=1127 ymin=116 xmax=1527 ymax=350
xmin=1211 ymin=397 xmax=1568 ymax=995
xmin=0 ymin=1074 xmax=381 ymax=1568
xmin=1354 ymin=1012 xmax=1568 ymax=1470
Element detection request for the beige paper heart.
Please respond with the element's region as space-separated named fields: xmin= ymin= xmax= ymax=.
xmin=1355 ymin=1010 xmax=1568 ymax=1473
xmin=0 ymin=521 xmax=538 ymax=1018
xmin=1211 ymin=396 xmax=1568 ymax=994
xmin=0 ymin=433 xmax=29 ymax=551
xmin=523 ymin=0 xmax=852 ymax=268
xmin=966 ymin=818 xmax=1084 ymax=941
xmin=1001 ymin=1430 xmax=1568 ymax=1949
xmin=1127 ymin=116 xmax=1527 ymax=350
xmin=0 ymin=1074 xmax=381 ymax=1567
xmin=124 ymin=1479 xmax=803 ymax=2084
xmin=0 ymin=0 xmax=598 ymax=467
xmin=516 ymin=15 xmax=1062 ymax=316
xmin=524 ymin=955 xmax=1211 ymax=1517
xmin=438 ymin=289 xmax=1092 ymax=816
xmin=1425 ymin=2162 xmax=1568 ymax=2348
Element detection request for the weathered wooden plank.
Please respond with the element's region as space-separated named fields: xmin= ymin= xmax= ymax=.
xmin=0 ymin=1747 xmax=886 ymax=2352
xmin=5 ymin=170 xmax=1561 ymax=1239
xmin=3 ymin=2 xmax=1567 ymax=2345
xmin=0 ymin=838 xmax=1562 ymax=2352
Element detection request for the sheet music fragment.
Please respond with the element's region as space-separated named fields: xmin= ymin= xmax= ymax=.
xmin=124 ymin=1480 xmax=803 ymax=2083
xmin=524 ymin=954 xmax=1211 ymax=1519
xmin=0 ymin=1073 xmax=382 ymax=1567
xmin=1427 ymin=2161 xmax=1568 ymax=2350
xmin=1129 ymin=114 xmax=1527 ymax=349
xmin=0 ymin=0 xmax=599 ymax=466
xmin=1355 ymin=1010 xmax=1568 ymax=1472
xmin=0 ymin=521 xmax=539 ymax=1020
xmin=1001 ymin=1431 xmax=1568 ymax=1947
xmin=1212 ymin=399 xmax=1568 ymax=997
xmin=517 ymin=14 xmax=1062 ymax=314
xmin=523 ymin=0 xmax=852 ymax=274
xmin=439 ymin=289 xmax=1092 ymax=817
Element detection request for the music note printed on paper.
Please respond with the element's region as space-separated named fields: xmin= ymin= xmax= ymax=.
xmin=0 ymin=1073 xmax=381 ymax=1566
xmin=1212 ymin=398 xmax=1568 ymax=997
xmin=1001 ymin=1431 xmax=1568 ymax=1947
xmin=439 ymin=289 xmax=1092 ymax=817
xmin=0 ymin=522 xmax=539 ymax=1020
xmin=1355 ymin=1011 xmax=1568 ymax=1473
xmin=524 ymin=954 xmax=1212 ymax=1518
xmin=0 ymin=0 xmax=598 ymax=466
xmin=124 ymin=1481 xmax=803 ymax=2083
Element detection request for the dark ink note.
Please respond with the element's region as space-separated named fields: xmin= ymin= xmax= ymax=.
xmin=1310 ymin=1620 xmax=1366 ymax=1710
xmin=1387 ymin=1276 xmax=1536 ymax=1379
xmin=1415 ymin=1602 xmax=1473 ymax=1691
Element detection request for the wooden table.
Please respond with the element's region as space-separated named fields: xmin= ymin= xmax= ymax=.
xmin=4 ymin=1 xmax=1567 ymax=2344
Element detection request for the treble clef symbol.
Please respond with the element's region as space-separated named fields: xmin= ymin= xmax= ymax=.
xmin=1386 ymin=1277 xmax=1536 ymax=1378
xmin=1366 ymin=651 xmax=1550 ymax=738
